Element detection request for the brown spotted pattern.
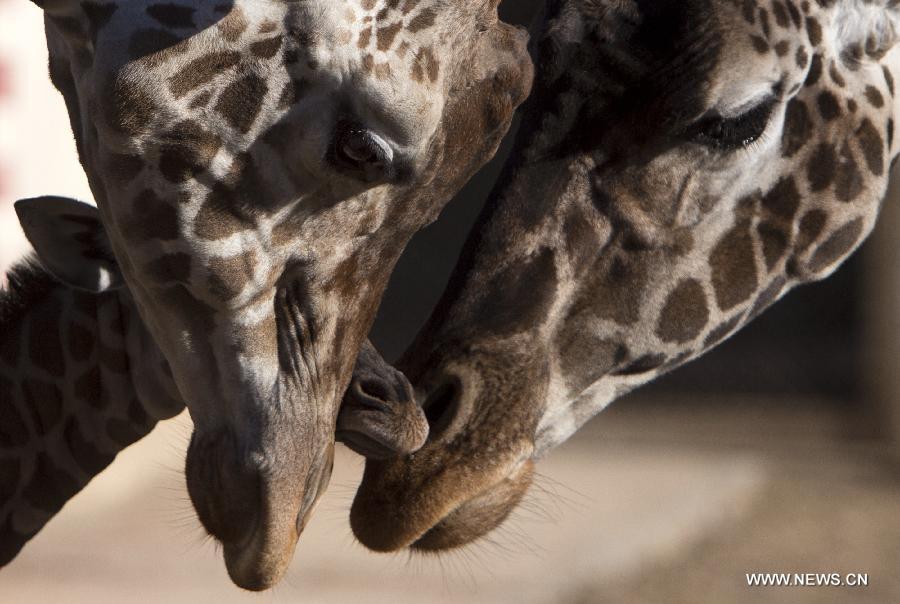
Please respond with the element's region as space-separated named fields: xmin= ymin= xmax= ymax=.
xmin=350 ymin=0 xmax=900 ymax=557
xmin=32 ymin=0 xmax=532 ymax=588
xmin=0 ymin=263 xmax=182 ymax=566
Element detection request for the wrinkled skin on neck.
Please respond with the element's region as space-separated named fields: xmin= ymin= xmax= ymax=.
xmin=35 ymin=0 xmax=531 ymax=589
xmin=352 ymin=0 xmax=900 ymax=552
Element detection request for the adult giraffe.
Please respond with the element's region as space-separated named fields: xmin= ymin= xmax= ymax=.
xmin=350 ymin=0 xmax=900 ymax=552
xmin=5 ymin=0 xmax=531 ymax=589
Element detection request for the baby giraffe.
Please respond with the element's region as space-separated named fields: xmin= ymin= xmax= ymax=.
xmin=349 ymin=0 xmax=900 ymax=551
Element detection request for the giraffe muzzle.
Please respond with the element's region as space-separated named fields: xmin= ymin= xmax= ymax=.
xmin=185 ymin=428 xmax=335 ymax=591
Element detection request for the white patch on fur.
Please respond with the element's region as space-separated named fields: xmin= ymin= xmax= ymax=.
xmin=833 ymin=0 xmax=899 ymax=57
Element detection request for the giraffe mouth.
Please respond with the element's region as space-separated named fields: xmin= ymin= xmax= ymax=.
xmin=409 ymin=458 xmax=535 ymax=551
xmin=350 ymin=449 xmax=534 ymax=553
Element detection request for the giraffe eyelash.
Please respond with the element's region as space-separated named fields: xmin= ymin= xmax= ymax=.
xmin=689 ymin=97 xmax=778 ymax=152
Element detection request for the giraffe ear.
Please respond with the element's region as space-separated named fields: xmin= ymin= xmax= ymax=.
xmin=834 ymin=2 xmax=900 ymax=62
xmin=14 ymin=196 xmax=124 ymax=293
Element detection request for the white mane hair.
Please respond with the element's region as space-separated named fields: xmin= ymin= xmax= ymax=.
xmin=833 ymin=0 xmax=900 ymax=62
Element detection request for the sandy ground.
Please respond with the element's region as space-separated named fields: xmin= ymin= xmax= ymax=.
xmin=4 ymin=398 xmax=898 ymax=603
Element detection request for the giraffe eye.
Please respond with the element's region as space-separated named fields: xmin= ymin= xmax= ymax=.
xmin=691 ymin=98 xmax=776 ymax=151
xmin=331 ymin=120 xmax=395 ymax=182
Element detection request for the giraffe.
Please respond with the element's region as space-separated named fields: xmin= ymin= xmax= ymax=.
xmin=348 ymin=0 xmax=900 ymax=552
xmin=19 ymin=0 xmax=532 ymax=589
xmin=0 ymin=198 xmax=429 ymax=567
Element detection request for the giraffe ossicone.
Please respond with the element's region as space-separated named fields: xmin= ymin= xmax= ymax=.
xmin=350 ymin=0 xmax=900 ymax=553
xmin=6 ymin=0 xmax=532 ymax=589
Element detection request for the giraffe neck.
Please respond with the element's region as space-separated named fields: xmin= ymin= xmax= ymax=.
xmin=0 ymin=261 xmax=182 ymax=564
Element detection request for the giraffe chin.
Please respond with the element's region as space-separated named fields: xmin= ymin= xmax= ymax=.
xmin=411 ymin=459 xmax=535 ymax=552
xmin=350 ymin=455 xmax=534 ymax=553
xmin=220 ymin=450 xmax=333 ymax=592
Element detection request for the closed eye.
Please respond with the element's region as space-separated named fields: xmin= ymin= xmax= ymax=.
xmin=689 ymin=97 xmax=777 ymax=151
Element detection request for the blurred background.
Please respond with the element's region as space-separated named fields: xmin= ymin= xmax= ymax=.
xmin=2 ymin=1 xmax=898 ymax=602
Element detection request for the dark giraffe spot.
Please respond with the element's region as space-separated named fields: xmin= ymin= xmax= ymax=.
xmin=809 ymin=217 xmax=865 ymax=274
xmin=411 ymin=46 xmax=439 ymax=83
xmin=251 ymin=36 xmax=283 ymax=59
xmin=146 ymin=3 xmax=196 ymax=29
xmin=612 ymin=353 xmax=667 ymax=376
xmin=888 ymin=119 xmax=895 ymax=150
xmin=74 ymin=366 xmax=107 ymax=409
xmin=67 ymin=322 xmax=95 ymax=362
xmin=865 ymin=85 xmax=885 ymax=108
xmin=797 ymin=209 xmax=828 ymax=252
xmin=128 ymin=189 xmax=180 ymax=241
xmin=29 ymin=297 xmax=65 ymax=377
xmin=742 ymin=0 xmax=756 ymax=24
xmin=711 ymin=220 xmax=758 ymax=311
xmin=795 ymin=45 xmax=808 ymax=69
xmin=105 ymin=153 xmax=144 ymax=183
xmin=129 ymin=28 xmax=182 ymax=60
xmin=856 ymin=118 xmax=885 ymax=176
xmin=144 ymin=253 xmax=193 ymax=284
xmin=749 ymin=276 xmax=787 ymax=319
xmin=750 ymin=35 xmax=769 ymax=54
xmin=190 ymin=90 xmax=213 ymax=109
xmin=207 ymin=251 xmax=258 ymax=299
xmin=828 ymin=62 xmax=846 ymax=87
xmin=0 ymin=379 xmax=29 ymax=448
xmin=848 ymin=98 xmax=858 ymax=113
xmin=782 ymin=98 xmax=812 ymax=157
xmin=218 ymin=7 xmax=248 ymax=42
xmin=807 ymin=142 xmax=837 ymax=191
xmin=758 ymin=222 xmax=789 ymax=271
xmin=762 ymin=176 xmax=801 ymax=219
xmin=758 ymin=8 xmax=771 ymax=38
xmin=774 ymin=40 xmax=790 ymax=57
xmin=159 ymin=121 xmax=222 ymax=183
xmin=23 ymin=452 xmax=80 ymax=514
xmin=656 ymin=279 xmax=708 ymax=344
xmin=64 ymin=418 xmax=114 ymax=476
xmin=883 ymin=66 xmax=895 ymax=96
xmin=834 ymin=141 xmax=864 ymax=202
xmin=586 ymin=254 xmax=648 ymax=326
xmin=786 ymin=1 xmax=802 ymax=27
xmin=772 ymin=1 xmax=790 ymax=27
xmin=215 ymin=73 xmax=268 ymax=133
xmin=703 ymin=314 xmax=744 ymax=349
xmin=407 ymin=8 xmax=436 ymax=32
xmin=168 ymin=51 xmax=240 ymax=98
xmin=473 ymin=249 xmax=557 ymax=336
xmin=816 ymin=90 xmax=841 ymax=121
xmin=402 ymin=0 xmax=420 ymax=14
xmin=106 ymin=73 xmax=158 ymax=136
xmin=358 ymin=27 xmax=372 ymax=48
xmin=0 ymin=457 xmax=20 ymax=508
xmin=556 ymin=323 xmax=626 ymax=395
xmin=81 ymin=2 xmax=118 ymax=44
xmin=376 ymin=22 xmax=402 ymax=51
xmin=805 ymin=17 xmax=822 ymax=46
xmin=804 ymin=53 xmax=822 ymax=87
xmin=21 ymin=379 xmax=63 ymax=436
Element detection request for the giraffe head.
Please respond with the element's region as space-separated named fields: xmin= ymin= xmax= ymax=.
xmin=23 ymin=0 xmax=531 ymax=589
xmin=350 ymin=0 xmax=900 ymax=552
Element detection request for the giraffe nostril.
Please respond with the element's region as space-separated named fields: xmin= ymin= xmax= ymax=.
xmin=423 ymin=378 xmax=461 ymax=441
